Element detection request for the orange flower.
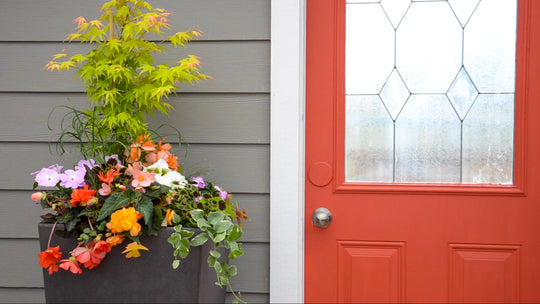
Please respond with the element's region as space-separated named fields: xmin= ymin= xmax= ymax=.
xmin=38 ymin=246 xmax=62 ymax=275
xmin=166 ymin=154 xmax=179 ymax=171
xmin=106 ymin=234 xmax=125 ymax=247
xmin=93 ymin=240 xmax=111 ymax=255
xmin=157 ymin=140 xmax=171 ymax=152
xmin=106 ymin=207 xmax=143 ymax=237
xmin=129 ymin=145 xmax=141 ymax=163
xmin=70 ymin=185 xmax=97 ymax=207
xmin=122 ymin=242 xmax=149 ymax=258
xmin=165 ymin=209 xmax=176 ymax=226
xmin=59 ymin=257 xmax=82 ymax=274
xmin=97 ymin=168 xmax=119 ymax=183
xmin=60 ymin=257 xmax=82 ymax=274
xmin=136 ymin=135 xmax=156 ymax=151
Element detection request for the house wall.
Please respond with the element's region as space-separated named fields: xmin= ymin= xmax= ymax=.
xmin=0 ymin=0 xmax=270 ymax=302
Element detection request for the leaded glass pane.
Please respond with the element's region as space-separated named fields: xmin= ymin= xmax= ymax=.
xmin=345 ymin=0 xmax=517 ymax=184
xmin=346 ymin=95 xmax=394 ymax=182
xmin=462 ymin=94 xmax=514 ymax=184
xmin=395 ymin=95 xmax=461 ymax=183
xmin=464 ymin=0 xmax=517 ymax=93
xmin=346 ymin=3 xmax=394 ymax=94
xmin=396 ymin=2 xmax=462 ymax=93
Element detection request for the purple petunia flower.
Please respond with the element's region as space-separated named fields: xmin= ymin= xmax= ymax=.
xmin=105 ymin=154 xmax=122 ymax=166
xmin=214 ymin=186 xmax=228 ymax=201
xmin=32 ymin=166 xmax=63 ymax=187
xmin=74 ymin=159 xmax=97 ymax=173
xmin=191 ymin=176 xmax=207 ymax=189
xmin=59 ymin=169 xmax=86 ymax=189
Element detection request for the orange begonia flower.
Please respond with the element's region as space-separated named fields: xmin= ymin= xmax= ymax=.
xmin=106 ymin=207 xmax=143 ymax=237
xmin=70 ymin=185 xmax=97 ymax=207
xmin=97 ymin=168 xmax=120 ymax=184
xmin=136 ymin=135 xmax=156 ymax=151
xmin=106 ymin=234 xmax=125 ymax=247
xmin=157 ymin=140 xmax=171 ymax=152
xmin=38 ymin=246 xmax=62 ymax=275
xmin=165 ymin=209 xmax=176 ymax=226
xmin=59 ymin=257 xmax=82 ymax=274
xmin=122 ymin=242 xmax=149 ymax=258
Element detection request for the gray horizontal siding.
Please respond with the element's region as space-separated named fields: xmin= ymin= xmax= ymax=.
xmin=0 ymin=191 xmax=269 ymax=242
xmin=0 ymin=239 xmax=268 ymax=293
xmin=0 ymin=0 xmax=270 ymax=302
xmin=0 ymin=288 xmax=45 ymax=303
xmin=0 ymin=41 xmax=270 ymax=93
xmin=0 ymin=93 xmax=270 ymax=144
xmin=0 ymin=0 xmax=270 ymax=42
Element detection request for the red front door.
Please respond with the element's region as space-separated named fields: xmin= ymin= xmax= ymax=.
xmin=305 ymin=0 xmax=540 ymax=302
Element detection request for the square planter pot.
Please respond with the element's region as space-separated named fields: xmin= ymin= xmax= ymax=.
xmin=38 ymin=223 xmax=226 ymax=303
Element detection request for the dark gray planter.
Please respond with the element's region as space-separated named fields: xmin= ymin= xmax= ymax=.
xmin=38 ymin=223 xmax=225 ymax=303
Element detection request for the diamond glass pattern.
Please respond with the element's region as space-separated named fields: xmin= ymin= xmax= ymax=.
xmin=380 ymin=69 xmax=410 ymax=120
xmin=447 ymin=68 xmax=478 ymax=120
xmin=344 ymin=0 xmax=517 ymax=184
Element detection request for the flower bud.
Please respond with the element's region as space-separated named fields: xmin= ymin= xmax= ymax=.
xmin=87 ymin=197 xmax=99 ymax=206
xmin=31 ymin=192 xmax=46 ymax=202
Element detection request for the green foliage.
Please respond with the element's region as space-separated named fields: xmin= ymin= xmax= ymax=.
xmin=46 ymin=0 xmax=209 ymax=159
xmin=168 ymin=209 xmax=246 ymax=303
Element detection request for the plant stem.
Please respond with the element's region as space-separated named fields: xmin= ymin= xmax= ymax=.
xmin=88 ymin=217 xmax=94 ymax=231
xmin=47 ymin=221 xmax=58 ymax=248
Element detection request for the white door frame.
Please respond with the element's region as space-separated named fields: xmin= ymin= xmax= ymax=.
xmin=270 ymin=0 xmax=306 ymax=302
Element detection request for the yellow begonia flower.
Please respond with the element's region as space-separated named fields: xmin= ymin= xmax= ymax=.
xmin=106 ymin=207 xmax=142 ymax=237
xmin=121 ymin=242 xmax=149 ymax=259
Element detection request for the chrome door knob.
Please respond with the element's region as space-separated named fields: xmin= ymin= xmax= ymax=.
xmin=312 ymin=207 xmax=332 ymax=228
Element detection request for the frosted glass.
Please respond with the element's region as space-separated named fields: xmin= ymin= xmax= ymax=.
xmin=448 ymin=0 xmax=480 ymax=26
xmin=395 ymin=95 xmax=461 ymax=183
xmin=345 ymin=95 xmax=394 ymax=182
xmin=396 ymin=2 xmax=462 ymax=93
xmin=380 ymin=69 xmax=410 ymax=120
xmin=344 ymin=0 xmax=517 ymax=185
xmin=448 ymin=68 xmax=478 ymax=120
xmin=462 ymin=94 xmax=514 ymax=184
xmin=346 ymin=4 xmax=394 ymax=94
xmin=464 ymin=0 xmax=517 ymax=93
xmin=380 ymin=0 xmax=411 ymax=29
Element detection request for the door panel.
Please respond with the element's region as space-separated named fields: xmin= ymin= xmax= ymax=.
xmin=305 ymin=0 xmax=540 ymax=302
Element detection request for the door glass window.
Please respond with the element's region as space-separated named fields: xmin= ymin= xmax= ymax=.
xmin=345 ymin=0 xmax=517 ymax=184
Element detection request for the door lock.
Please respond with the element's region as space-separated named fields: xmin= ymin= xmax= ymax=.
xmin=312 ymin=207 xmax=332 ymax=228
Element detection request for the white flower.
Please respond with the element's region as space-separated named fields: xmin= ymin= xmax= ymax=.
xmin=144 ymin=159 xmax=170 ymax=175
xmin=155 ymin=171 xmax=188 ymax=189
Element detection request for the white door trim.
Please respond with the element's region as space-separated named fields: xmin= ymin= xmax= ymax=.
xmin=270 ymin=0 xmax=306 ymax=302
